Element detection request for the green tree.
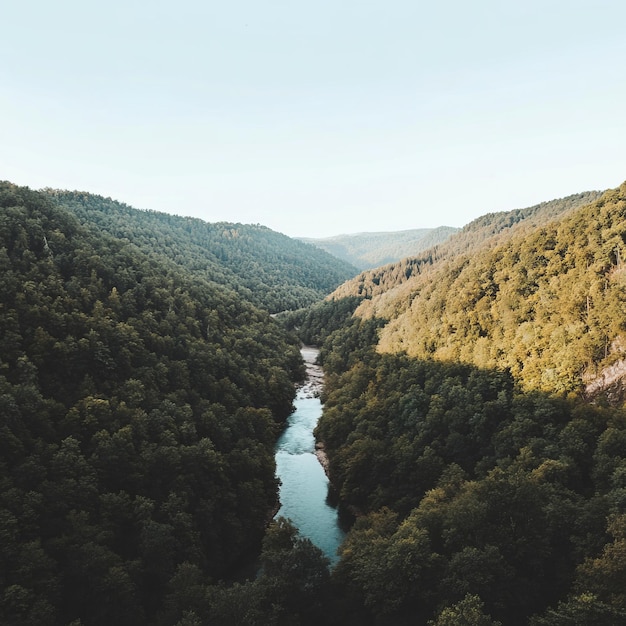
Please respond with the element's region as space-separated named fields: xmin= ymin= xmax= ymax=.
xmin=429 ymin=594 xmax=502 ymax=626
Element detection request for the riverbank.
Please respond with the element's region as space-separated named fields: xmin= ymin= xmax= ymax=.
xmin=298 ymin=345 xmax=324 ymax=398
xmin=231 ymin=346 xmax=333 ymax=580
xmin=314 ymin=441 xmax=330 ymax=475
xmin=274 ymin=345 xmax=345 ymax=563
xmin=298 ymin=346 xmax=331 ymax=474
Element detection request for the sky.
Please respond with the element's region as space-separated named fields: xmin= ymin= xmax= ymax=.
xmin=2 ymin=1 xmax=626 ymax=238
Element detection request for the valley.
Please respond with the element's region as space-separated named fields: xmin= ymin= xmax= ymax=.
xmin=1 ymin=179 xmax=626 ymax=625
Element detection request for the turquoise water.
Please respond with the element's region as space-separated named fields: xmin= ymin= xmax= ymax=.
xmin=274 ymin=389 xmax=345 ymax=564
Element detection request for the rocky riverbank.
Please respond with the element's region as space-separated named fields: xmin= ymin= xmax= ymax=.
xmin=295 ymin=346 xmax=331 ymax=475
xmin=314 ymin=441 xmax=330 ymax=475
xmin=298 ymin=345 xmax=324 ymax=398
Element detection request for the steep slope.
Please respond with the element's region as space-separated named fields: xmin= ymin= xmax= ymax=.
xmin=44 ymin=189 xmax=358 ymax=313
xmin=330 ymin=190 xmax=603 ymax=306
xmin=307 ymin=182 xmax=626 ymax=625
xmin=376 ymin=183 xmax=626 ymax=395
xmin=299 ymin=226 xmax=458 ymax=270
xmin=0 ymin=181 xmax=304 ymax=624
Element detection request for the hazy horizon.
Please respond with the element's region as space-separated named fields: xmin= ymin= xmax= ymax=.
xmin=2 ymin=0 xmax=625 ymax=238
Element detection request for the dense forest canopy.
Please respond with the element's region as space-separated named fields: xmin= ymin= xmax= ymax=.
xmin=330 ymin=190 xmax=603 ymax=303
xmin=44 ymin=189 xmax=358 ymax=314
xmin=309 ymin=317 xmax=626 ymax=624
xmin=283 ymin=182 xmax=626 ymax=624
xmin=0 ymin=182 xmax=310 ymax=624
xmin=3 ymin=177 xmax=626 ymax=625
xmin=374 ymin=184 xmax=626 ymax=397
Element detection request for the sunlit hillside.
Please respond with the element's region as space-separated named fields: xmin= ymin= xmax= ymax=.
xmin=330 ymin=190 xmax=602 ymax=306
xmin=298 ymin=181 xmax=626 ymax=624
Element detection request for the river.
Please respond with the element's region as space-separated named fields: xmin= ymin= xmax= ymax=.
xmin=273 ymin=347 xmax=345 ymax=564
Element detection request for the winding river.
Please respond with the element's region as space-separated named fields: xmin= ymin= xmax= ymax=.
xmin=274 ymin=347 xmax=345 ymax=564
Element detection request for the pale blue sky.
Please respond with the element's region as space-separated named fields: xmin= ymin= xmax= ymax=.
xmin=2 ymin=0 xmax=626 ymax=237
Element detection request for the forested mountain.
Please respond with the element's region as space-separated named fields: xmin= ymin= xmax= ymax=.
xmin=44 ymin=190 xmax=358 ymax=314
xmin=4 ymin=175 xmax=626 ymax=626
xmin=0 ymin=182 xmax=310 ymax=624
xmin=372 ymin=185 xmax=626 ymax=396
xmin=330 ymin=190 xmax=603 ymax=303
xmin=299 ymin=226 xmax=458 ymax=270
xmin=286 ymin=182 xmax=626 ymax=624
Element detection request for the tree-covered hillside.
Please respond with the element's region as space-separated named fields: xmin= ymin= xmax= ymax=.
xmin=279 ymin=183 xmax=626 ymax=624
xmin=376 ymin=184 xmax=626 ymax=396
xmin=3 ymin=176 xmax=625 ymax=626
xmin=299 ymin=226 xmax=458 ymax=270
xmin=316 ymin=336 xmax=626 ymax=624
xmin=0 ymin=182 xmax=306 ymax=624
xmin=44 ymin=190 xmax=358 ymax=313
xmin=330 ymin=190 xmax=603 ymax=303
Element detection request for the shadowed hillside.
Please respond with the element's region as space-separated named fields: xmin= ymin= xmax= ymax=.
xmin=0 ymin=181 xmax=307 ymax=624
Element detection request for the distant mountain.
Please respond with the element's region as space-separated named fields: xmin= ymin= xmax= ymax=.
xmin=44 ymin=189 xmax=359 ymax=313
xmin=299 ymin=226 xmax=458 ymax=270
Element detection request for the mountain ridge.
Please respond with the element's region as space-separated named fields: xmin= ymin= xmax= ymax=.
xmin=43 ymin=188 xmax=359 ymax=313
xmin=329 ymin=190 xmax=604 ymax=308
xmin=299 ymin=225 xmax=458 ymax=270
xmin=3 ymin=176 xmax=626 ymax=624
xmin=298 ymin=180 xmax=626 ymax=624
